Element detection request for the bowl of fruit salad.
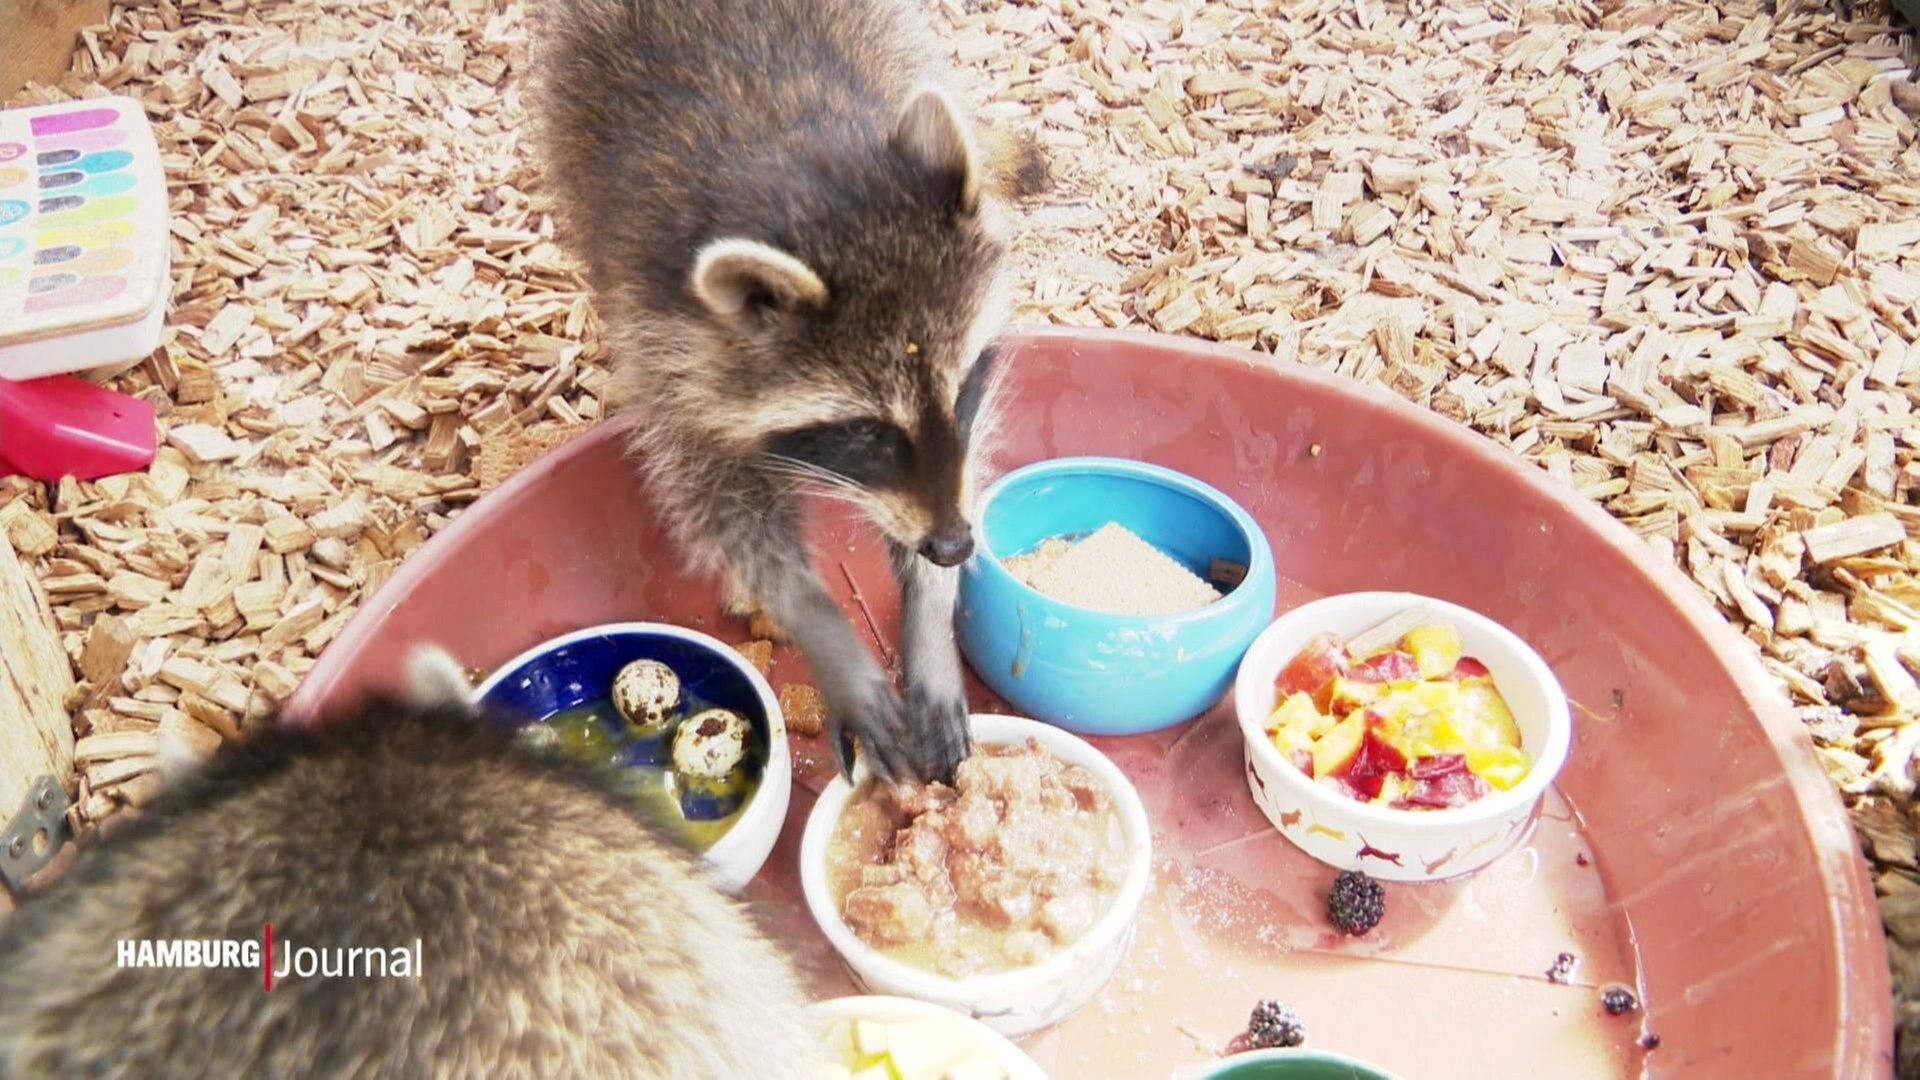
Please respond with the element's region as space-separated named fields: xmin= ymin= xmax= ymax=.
xmin=1232 ymin=593 xmax=1571 ymax=882
xmin=807 ymin=996 xmax=1047 ymax=1080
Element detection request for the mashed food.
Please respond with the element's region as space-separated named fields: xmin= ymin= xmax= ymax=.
xmin=826 ymin=739 xmax=1126 ymax=977
xmin=1000 ymin=521 xmax=1221 ymax=616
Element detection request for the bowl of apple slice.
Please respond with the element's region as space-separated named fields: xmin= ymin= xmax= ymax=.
xmin=1232 ymin=592 xmax=1572 ymax=883
xmin=807 ymin=996 xmax=1047 ymax=1080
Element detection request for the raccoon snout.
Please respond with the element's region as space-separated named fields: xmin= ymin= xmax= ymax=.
xmin=919 ymin=522 xmax=974 ymax=567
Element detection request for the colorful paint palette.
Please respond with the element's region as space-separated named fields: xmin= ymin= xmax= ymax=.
xmin=0 ymin=97 xmax=171 ymax=381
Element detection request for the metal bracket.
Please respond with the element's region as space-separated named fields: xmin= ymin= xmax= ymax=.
xmin=0 ymin=776 xmax=71 ymax=897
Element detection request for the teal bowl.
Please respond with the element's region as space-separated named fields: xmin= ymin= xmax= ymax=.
xmin=1189 ymin=1049 xmax=1403 ymax=1079
xmin=955 ymin=457 xmax=1276 ymax=735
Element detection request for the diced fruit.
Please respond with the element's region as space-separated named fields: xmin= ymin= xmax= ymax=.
xmin=817 ymin=1016 xmax=1004 ymax=1080
xmin=1458 ymin=682 xmax=1521 ymax=746
xmin=1268 ymin=691 xmax=1329 ymax=736
xmin=820 ymin=1020 xmax=858 ymax=1060
xmin=1404 ymin=623 xmax=1462 ymax=679
xmin=1406 ymin=680 xmax=1461 ymax=711
xmin=1452 ymin=656 xmax=1491 ymax=679
xmin=1268 ymin=690 xmax=1328 ymax=758
xmin=1276 ymin=633 xmax=1349 ymax=701
xmin=941 ymin=1049 xmax=1008 ymax=1080
xmin=884 ymin=1019 xmax=978 ymax=1077
xmin=1311 ymin=711 xmax=1369 ymax=778
xmin=1410 ymin=753 xmax=1467 ymax=779
xmin=1270 ymin=622 xmax=1530 ymax=811
xmin=1350 ymin=650 xmax=1419 ymax=683
xmin=1340 ymin=723 xmax=1410 ymax=799
xmin=854 ymin=1020 xmax=891 ymax=1058
xmin=1470 ymin=743 xmax=1531 ymax=789
xmin=1328 ymin=676 xmax=1387 ymax=716
xmin=1399 ymin=766 xmax=1490 ymax=808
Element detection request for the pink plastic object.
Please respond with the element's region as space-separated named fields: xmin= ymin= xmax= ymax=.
xmin=288 ymin=328 xmax=1889 ymax=1078
xmin=0 ymin=373 xmax=156 ymax=481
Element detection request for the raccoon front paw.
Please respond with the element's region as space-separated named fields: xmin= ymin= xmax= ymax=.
xmin=903 ymin=678 xmax=970 ymax=784
xmin=720 ymin=585 xmax=791 ymax=642
xmin=825 ymin=676 xmax=916 ymax=782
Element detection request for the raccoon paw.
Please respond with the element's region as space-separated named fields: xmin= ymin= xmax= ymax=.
xmin=825 ymin=676 xmax=916 ymax=782
xmin=721 ymin=578 xmax=791 ymax=642
xmin=903 ymin=678 xmax=971 ymax=784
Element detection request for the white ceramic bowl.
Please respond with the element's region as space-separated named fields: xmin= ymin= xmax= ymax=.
xmin=469 ymin=621 xmax=792 ymax=895
xmin=799 ymin=714 xmax=1153 ymax=1038
xmin=1232 ymin=592 xmax=1572 ymax=883
xmin=805 ymin=995 xmax=1048 ymax=1079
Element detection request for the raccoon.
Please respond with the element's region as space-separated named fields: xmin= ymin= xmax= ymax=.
xmin=0 ymin=660 xmax=816 ymax=1079
xmin=532 ymin=0 xmax=1043 ymax=784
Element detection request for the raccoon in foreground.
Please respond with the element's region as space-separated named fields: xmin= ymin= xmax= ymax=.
xmin=0 ymin=654 xmax=816 ymax=1079
xmin=533 ymin=0 xmax=1045 ymax=784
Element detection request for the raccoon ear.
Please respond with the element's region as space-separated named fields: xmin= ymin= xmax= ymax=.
xmin=404 ymin=644 xmax=475 ymax=712
xmin=892 ymin=84 xmax=981 ymax=215
xmin=690 ymin=238 xmax=830 ymax=318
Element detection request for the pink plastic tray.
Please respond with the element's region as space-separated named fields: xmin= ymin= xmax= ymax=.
xmin=289 ymin=328 xmax=1890 ymax=1078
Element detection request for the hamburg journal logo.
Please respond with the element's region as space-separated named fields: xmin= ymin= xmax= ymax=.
xmin=116 ymin=926 xmax=422 ymax=989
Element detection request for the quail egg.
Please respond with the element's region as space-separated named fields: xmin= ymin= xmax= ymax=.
xmin=612 ymin=659 xmax=681 ymax=731
xmin=672 ymin=708 xmax=751 ymax=783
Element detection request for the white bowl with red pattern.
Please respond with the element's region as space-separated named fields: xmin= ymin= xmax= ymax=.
xmin=1232 ymin=592 xmax=1572 ymax=883
xmin=797 ymin=713 xmax=1153 ymax=1038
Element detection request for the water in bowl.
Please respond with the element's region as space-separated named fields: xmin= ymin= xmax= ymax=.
xmin=526 ymin=694 xmax=764 ymax=853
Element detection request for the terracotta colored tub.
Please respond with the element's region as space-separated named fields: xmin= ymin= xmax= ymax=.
xmin=288 ymin=328 xmax=1890 ymax=1079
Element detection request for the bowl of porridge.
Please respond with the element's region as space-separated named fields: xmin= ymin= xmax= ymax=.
xmin=955 ymin=457 xmax=1276 ymax=736
xmin=798 ymin=713 xmax=1153 ymax=1037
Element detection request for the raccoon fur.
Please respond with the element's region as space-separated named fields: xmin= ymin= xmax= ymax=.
xmin=532 ymin=0 xmax=1040 ymax=783
xmin=0 ymin=683 xmax=815 ymax=1078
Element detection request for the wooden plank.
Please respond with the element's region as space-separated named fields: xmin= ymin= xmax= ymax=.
xmin=1802 ymin=514 xmax=1908 ymax=564
xmin=0 ymin=531 xmax=76 ymax=829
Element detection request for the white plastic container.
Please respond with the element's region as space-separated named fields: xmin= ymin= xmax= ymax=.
xmin=0 ymin=96 xmax=171 ymax=381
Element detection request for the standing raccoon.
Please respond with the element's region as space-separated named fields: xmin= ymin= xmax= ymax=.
xmin=0 ymin=691 xmax=816 ymax=1078
xmin=534 ymin=0 xmax=1037 ymax=783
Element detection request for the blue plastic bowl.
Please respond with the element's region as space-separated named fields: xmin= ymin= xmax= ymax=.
xmin=468 ymin=621 xmax=791 ymax=893
xmin=956 ymin=457 xmax=1276 ymax=736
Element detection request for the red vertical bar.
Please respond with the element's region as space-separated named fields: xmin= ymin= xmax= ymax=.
xmin=263 ymin=924 xmax=273 ymax=992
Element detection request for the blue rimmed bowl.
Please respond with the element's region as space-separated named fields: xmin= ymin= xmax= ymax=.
xmin=470 ymin=621 xmax=790 ymax=894
xmin=956 ymin=457 xmax=1276 ymax=735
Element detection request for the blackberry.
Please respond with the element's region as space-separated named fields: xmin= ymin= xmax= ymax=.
xmin=1326 ymin=870 xmax=1385 ymax=936
xmin=1246 ymin=1000 xmax=1305 ymax=1049
xmin=1545 ymin=952 xmax=1576 ymax=984
xmin=1601 ymin=987 xmax=1639 ymax=1016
